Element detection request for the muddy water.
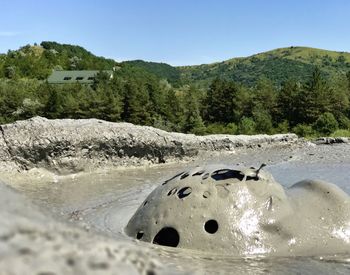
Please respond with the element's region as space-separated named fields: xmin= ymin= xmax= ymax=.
xmin=10 ymin=145 xmax=350 ymax=274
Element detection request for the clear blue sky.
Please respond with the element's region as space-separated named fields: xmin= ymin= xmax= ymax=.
xmin=1 ymin=0 xmax=349 ymax=66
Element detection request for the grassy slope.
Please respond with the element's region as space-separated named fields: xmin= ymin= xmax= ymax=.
xmin=178 ymin=46 xmax=350 ymax=86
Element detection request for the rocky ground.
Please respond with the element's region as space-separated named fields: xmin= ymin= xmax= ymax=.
xmin=1 ymin=117 xmax=348 ymax=275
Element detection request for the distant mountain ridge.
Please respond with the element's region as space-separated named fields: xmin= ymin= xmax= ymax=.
xmin=0 ymin=42 xmax=349 ymax=86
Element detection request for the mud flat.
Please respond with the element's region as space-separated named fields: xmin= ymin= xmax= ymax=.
xmin=1 ymin=117 xmax=350 ymax=274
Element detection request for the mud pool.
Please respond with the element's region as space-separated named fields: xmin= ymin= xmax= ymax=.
xmin=7 ymin=145 xmax=350 ymax=274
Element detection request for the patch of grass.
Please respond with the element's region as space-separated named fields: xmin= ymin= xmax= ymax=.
xmin=331 ymin=129 xmax=350 ymax=137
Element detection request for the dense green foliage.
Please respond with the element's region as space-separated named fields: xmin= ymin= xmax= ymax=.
xmin=1 ymin=42 xmax=350 ymax=137
xmin=312 ymin=112 xmax=339 ymax=135
xmin=123 ymin=60 xmax=181 ymax=86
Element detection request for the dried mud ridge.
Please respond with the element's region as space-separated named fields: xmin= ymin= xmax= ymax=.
xmin=0 ymin=116 xmax=299 ymax=173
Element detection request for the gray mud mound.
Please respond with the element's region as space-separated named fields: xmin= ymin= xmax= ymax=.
xmin=126 ymin=165 xmax=350 ymax=256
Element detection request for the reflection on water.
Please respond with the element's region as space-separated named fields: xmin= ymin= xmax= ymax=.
xmin=11 ymin=159 xmax=350 ymax=274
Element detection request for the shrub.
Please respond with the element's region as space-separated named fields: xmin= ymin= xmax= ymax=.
xmin=191 ymin=125 xmax=207 ymax=135
xmin=313 ymin=112 xmax=339 ymax=136
xmin=337 ymin=115 xmax=350 ymax=129
xmin=275 ymin=120 xmax=290 ymax=133
xmin=205 ymin=123 xmax=227 ymax=134
xmin=253 ymin=112 xmax=273 ymax=134
xmin=331 ymin=129 xmax=350 ymax=137
xmin=292 ymin=124 xmax=315 ymax=137
xmin=238 ymin=117 xmax=256 ymax=135
xmin=226 ymin=123 xmax=238 ymax=134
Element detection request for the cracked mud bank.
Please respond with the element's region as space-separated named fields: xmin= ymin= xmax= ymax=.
xmin=0 ymin=116 xmax=298 ymax=173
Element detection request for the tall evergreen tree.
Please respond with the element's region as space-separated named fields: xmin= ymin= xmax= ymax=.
xmin=182 ymin=86 xmax=205 ymax=134
xmin=298 ymin=67 xmax=333 ymax=123
xmin=121 ymin=80 xmax=152 ymax=125
xmin=164 ymin=88 xmax=184 ymax=130
xmin=204 ymin=78 xmax=236 ymax=123
xmin=277 ymin=79 xmax=302 ymax=126
xmin=253 ymin=77 xmax=278 ymax=118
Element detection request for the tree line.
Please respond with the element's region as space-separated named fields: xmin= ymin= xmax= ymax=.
xmin=1 ymin=66 xmax=350 ymax=137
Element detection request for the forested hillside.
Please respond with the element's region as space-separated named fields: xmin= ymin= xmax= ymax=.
xmin=1 ymin=42 xmax=350 ymax=137
xmin=0 ymin=41 xmax=116 ymax=80
xmin=122 ymin=60 xmax=181 ymax=86
xmin=178 ymin=47 xmax=350 ymax=87
xmin=1 ymin=42 xmax=349 ymax=87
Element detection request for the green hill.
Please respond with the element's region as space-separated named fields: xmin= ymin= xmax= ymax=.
xmin=116 ymin=46 xmax=350 ymax=87
xmin=0 ymin=41 xmax=117 ymax=80
xmin=1 ymin=43 xmax=350 ymax=87
xmin=0 ymin=42 xmax=175 ymax=83
xmin=178 ymin=46 xmax=350 ymax=86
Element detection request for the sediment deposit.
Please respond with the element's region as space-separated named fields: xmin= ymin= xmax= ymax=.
xmin=0 ymin=116 xmax=298 ymax=173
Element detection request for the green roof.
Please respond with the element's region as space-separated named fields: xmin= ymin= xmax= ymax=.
xmin=47 ymin=70 xmax=113 ymax=84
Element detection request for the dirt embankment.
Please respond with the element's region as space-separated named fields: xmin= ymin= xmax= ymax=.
xmin=0 ymin=117 xmax=299 ymax=174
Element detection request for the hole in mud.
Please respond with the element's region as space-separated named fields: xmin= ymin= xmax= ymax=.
xmin=153 ymin=227 xmax=179 ymax=247
xmin=143 ymin=201 xmax=148 ymax=206
xmin=203 ymin=191 xmax=210 ymax=198
xmin=192 ymin=170 xmax=205 ymax=176
xmin=211 ymin=169 xmax=244 ymax=181
xmin=177 ymin=187 xmax=192 ymax=199
xmin=204 ymin=220 xmax=219 ymax=234
xmin=202 ymin=173 xmax=209 ymax=180
xmin=180 ymin=172 xmax=189 ymax=180
xmin=246 ymin=175 xmax=259 ymax=181
xmin=167 ymin=188 xmax=177 ymax=196
xmin=136 ymin=231 xmax=144 ymax=240
xmin=162 ymin=172 xmax=184 ymax=185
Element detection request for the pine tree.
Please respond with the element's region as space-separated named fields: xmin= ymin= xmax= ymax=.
xmin=278 ymin=79 xmax=301 ymax=126
xmin=204 ymin=78 xmax=236 ymax=123
xmin=121 ymin=80 xmax=152 ymax=125
xmin=299 ymin=67 xmax=333 ymax=123
xmin=253 ymin=77 xmax=278 ymax=118
xmin=182 ymin=86 xmax=205 ymax=134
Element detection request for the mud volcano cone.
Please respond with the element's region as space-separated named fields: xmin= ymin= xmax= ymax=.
xmin=126 ymin=163 xmax=350 ymax=256
xmin=125 ymin=164 xmax=294 ymax=254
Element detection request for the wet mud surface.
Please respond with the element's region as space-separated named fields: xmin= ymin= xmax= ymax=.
xmin=4 ymin=144 xmax=350 ymax=274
